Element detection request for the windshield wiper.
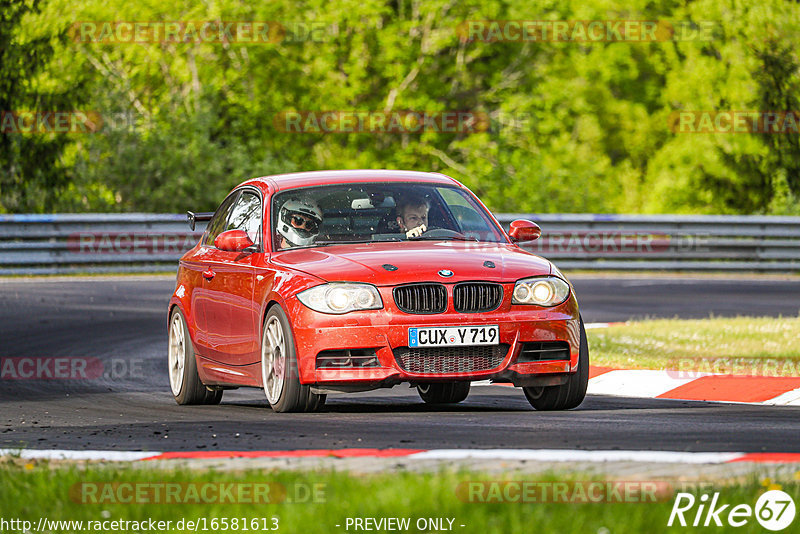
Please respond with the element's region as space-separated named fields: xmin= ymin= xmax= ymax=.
xmin=315 ymin=240 xmax=381 ymax=245
xmin=277 ymin=242 xmax=336 ymax=250
xmin=412 ymin=236 xmax=480 ymax=242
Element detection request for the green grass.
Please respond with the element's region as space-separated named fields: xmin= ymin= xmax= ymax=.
xmin=1 ymin=461 xmax=798 ymax=534
xmin=587 ymin=316 xmax=800 ymax=375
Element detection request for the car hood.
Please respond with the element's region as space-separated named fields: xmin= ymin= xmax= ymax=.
xmin=270 ymin=241 xmax=552 ymax=285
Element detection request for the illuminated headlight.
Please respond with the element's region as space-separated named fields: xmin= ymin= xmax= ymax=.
xmin=297 ymin=283 xmax=383 ymax=314
xmin=512 ymin=276 xmax=570 ymax=307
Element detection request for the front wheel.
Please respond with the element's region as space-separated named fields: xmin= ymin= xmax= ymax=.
xmin=168 ymin=308 xmax=222 ymax=405
xmin=261 ymin=306 xmax=326 ymax=413
xmin=417 ymin=382 xmax=470 ymax=404
xmin=523 ymin=316 xmax=589 ymax=411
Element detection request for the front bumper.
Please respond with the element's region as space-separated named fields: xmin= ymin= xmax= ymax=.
xmin=286 ymin=284 xmax=581 ymax=386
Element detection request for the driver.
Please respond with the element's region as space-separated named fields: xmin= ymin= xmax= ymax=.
xmin=395 ymin=194 xmax=429 ymax=239
xmin=277 ymin=197 xmax=323 ymax=249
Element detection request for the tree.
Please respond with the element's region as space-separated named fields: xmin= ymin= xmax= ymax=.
xmin=0 ymin=0 xmax=87 ymax=212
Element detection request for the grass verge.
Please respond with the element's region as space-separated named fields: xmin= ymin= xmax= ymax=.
xmin=587 ymin=316 xmax=800 ymax=376
xmin=1 ymin=461 xmax=798 ymax=533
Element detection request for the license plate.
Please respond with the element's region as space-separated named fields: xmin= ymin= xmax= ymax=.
xmin=408 ymin=325 xmax=499 ymax=347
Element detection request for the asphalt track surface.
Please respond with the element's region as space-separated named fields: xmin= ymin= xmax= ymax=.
xmin=1 ymin=275 xmax=799 ymax=453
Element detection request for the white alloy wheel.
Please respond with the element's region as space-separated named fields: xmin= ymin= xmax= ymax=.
xmin=262 ymin=315 xmax=287 ymax=404
xmin=168 ymin=312 xmax=186 ymax=397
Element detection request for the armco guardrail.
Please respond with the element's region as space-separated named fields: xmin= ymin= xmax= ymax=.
xmin=0 ymin=214 xmax=206 ymax=275
xmin=0 ymin=213 xmax=798 ymax=275
xmin=497 ymin=214 xmax=800 ymax=272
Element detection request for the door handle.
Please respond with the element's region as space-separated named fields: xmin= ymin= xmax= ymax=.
xmin=202 ymin=269 xmax=215 ymax=280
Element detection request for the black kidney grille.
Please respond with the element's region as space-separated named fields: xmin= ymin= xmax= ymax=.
xmin=393 ymin=284 xmax=447 ymax=314
xmin=393 ymin=344 xmax=509 ymax=374
xmin=454 ymin=282 xmax=503 ymax=313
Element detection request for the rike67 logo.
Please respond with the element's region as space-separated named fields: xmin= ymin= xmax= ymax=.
xmin=668 ymin=490 xmax=796 ymax=530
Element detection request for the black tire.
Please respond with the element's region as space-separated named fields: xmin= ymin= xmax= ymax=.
xmin=261 ymin=306 xmax=326 ymax=413
xmin=417 ymin=382 xmax=471 ymax=404
xmin=523 ymin=316 xmax=589 ymax=411
xmin=168 ymin=307 xmax=223 ymax=405
xmin=204 ymin=388 xmax=223 ymax=404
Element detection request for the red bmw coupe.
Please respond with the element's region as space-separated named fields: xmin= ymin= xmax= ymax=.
xmin=168 ymin=170 xmax=589 ymax=412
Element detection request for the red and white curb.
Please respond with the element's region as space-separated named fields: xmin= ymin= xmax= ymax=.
xmin=3 ymin=448 xmax=800 ymax=464
xmin=474 ymin=321 xmax=800 ymax=406
xmin=474 ymin=367 xmax=800 ymax=405
xmin=586 ymin=368 xmax=800 ymax=405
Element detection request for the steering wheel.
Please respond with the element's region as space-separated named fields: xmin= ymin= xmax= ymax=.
xmin=408 ymin=227 xmax=467 ymax=240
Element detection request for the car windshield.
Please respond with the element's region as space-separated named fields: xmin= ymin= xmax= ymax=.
xmin=271 ymin=182 xmax=506 ymax=250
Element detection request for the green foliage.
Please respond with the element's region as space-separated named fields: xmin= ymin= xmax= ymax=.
xmin=0 ymin=0 xmax=88 ymax=212
xmin=2 ymin=0 xmax=799 ymax=214
xmin=64 ymin=108 xmax=294 ymax=212
xmin=2 ymin=462 xmax=798 ymax=534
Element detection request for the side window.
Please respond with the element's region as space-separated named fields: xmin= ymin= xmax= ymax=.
xmin=225 ymin=191 xmax=262 ymax=245
xmin=203 ymin=192 xmax=239 ymax=246
xmin=437 ymin=187 xmax=502 ymax=240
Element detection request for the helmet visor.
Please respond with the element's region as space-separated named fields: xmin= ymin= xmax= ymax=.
xmin=288 ymin=211 xmax=320 ymax=236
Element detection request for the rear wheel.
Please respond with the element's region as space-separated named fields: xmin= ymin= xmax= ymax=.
xmin=261 ymin=306 xmax=326 ymax=413
xmin=417 ymin=382 xmax=471 ymax=404
xmin=523 ymin=316 xmax=589 ymax=411
xmin=168 ymin=308 xmax=222 ymax=405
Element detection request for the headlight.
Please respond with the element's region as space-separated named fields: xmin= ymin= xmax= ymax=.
xmin=512 ymin=276 xmax=570 ymax=307
xmin=297 ymin=283 xmax=383 ymax=314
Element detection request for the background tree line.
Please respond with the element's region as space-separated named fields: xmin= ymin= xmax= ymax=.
xmin=1 ymin=0 xmax=799 ymax=215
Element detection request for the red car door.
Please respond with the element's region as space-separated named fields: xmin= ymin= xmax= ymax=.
xmin=191 ymin=191 xmax=238 ymax=355
xmin=199 ymin=190 xmax=263 ymax=365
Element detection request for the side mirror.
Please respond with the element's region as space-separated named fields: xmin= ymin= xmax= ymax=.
xmin=214 ymin=229 xmax=256 ymax=252
xmin=509 ymin=220 xmax=541 ymax=243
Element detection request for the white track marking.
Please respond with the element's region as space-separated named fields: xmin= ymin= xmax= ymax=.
xmin=5 ymin=448 xmax=799 ymax=464
xmin=587 ymin=369 xmax=707 ymax=398
xmin=409 ymin=449 xmax=743 ymax=463
xmin=0 ymin=449 xmax=159 ymax=461
xmin=584 ymin=322 xmax=624 ymax=329
xmin=763 ymin=387 xmax=800 ymax=406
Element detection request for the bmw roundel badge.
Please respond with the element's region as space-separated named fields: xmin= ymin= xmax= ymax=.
xmin=438 ymin=269 xmax=454 ymax=277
